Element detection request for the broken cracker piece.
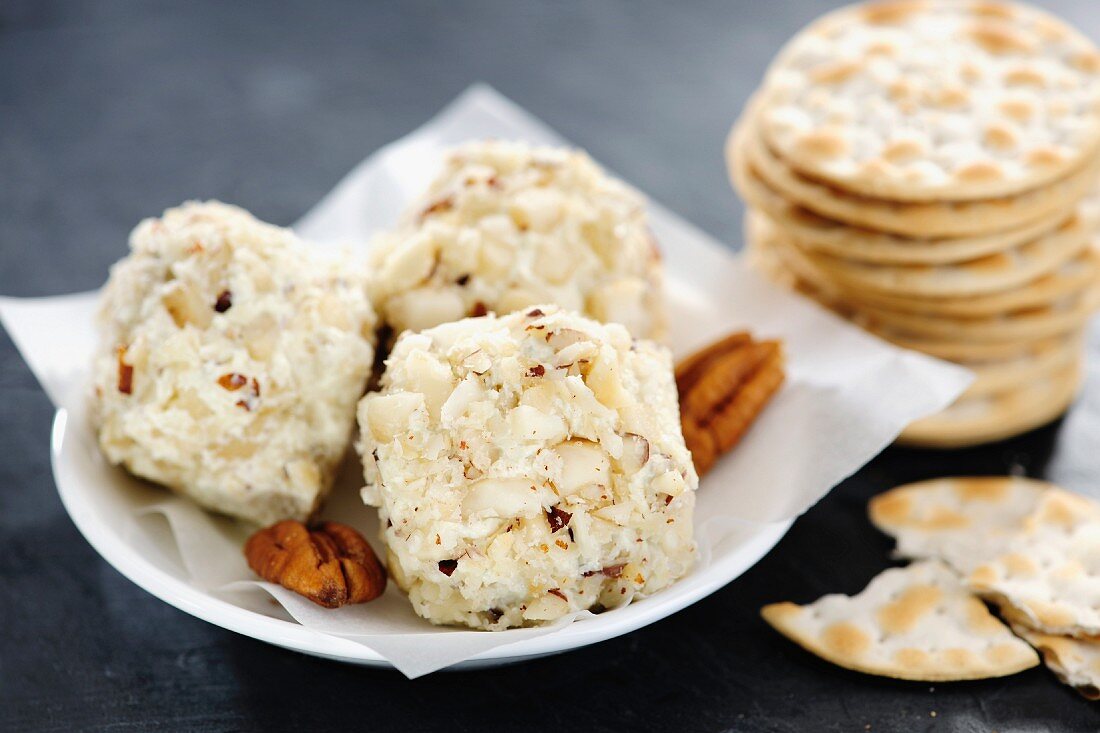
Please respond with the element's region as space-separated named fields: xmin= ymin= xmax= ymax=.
xmin=762 ymin=561 xmax=1038 ymax=681
xmin=675 ymin=332 xmax=784 ymax=475
xmin=868 ymin=476 xmax=1053 ymax=572
xmin=1012 ymin=625 xmax=1100 ymax=700
xmin=968 ymin=490 xmax=1100 ymax=637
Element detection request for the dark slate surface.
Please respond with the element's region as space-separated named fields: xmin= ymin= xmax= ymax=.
xmin=2 ymin=1 xmax=1099 ymax=730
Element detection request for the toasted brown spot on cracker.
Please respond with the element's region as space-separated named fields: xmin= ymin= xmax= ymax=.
xmin=984 ymin=123 xmax=1018 ymax=151
xmin=1032 ymin=601 xmax=1077 ymax=629
xmin=970 ymin=1 xmax=1014 ymax=19
xmin=1032 ymin=492 xmax=1085 ymax=527
xmin=943 ymin=648 xmax=977 ymax=668
xmin=966 ymin=599 xmax=1007 ymax=636
xmin=795 ymin=129 xmax=849 ymax=159
xmin=1070 ymin=51 xmax=1100 ymax=73
xmin=987 ymin=643 xmax=1025 ymax=666
xmin=860 ymin=0 xmax=926 ymax=25
xmin=999 ymin=98 xmax=1034 ymax=121
xmin=882 ymin=138 xmax=925 ymax=163
xmin=954 ymin=160 xmax=1004 ymax=183
xmin=810 ymin=59 xmax=863 ymax=84
xmin=870 ymin=492 xmax=912 ymax=526
xmin=970 ymin=565 xmax=999 ymax=587
xmin=893 ymin=647 xmax=930 ymax=669
xmin=1026 ymin=146 xmax=1065 ymax=168
xmin=1005 ymin=67 xmax=1046 ymax=87
xmin=888 ymin=79 xmax=913 ymax=101
xmin=1003 ymin=552 xmax=1039 ymax=578
xmin=877 ymin=585 xmax=942 ymax=634
xmin=823 ymin=622 xmax=872 ymax=658
xmin=952 ymin=478 xmax=1011 ymax=502
xmin=968 ymin=23 xmax=1034 ymax=55
xmin=927 ymin=85 xmax=969 ymax=108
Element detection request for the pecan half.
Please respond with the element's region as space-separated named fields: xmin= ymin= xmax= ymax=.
xmin=675 ymin=332 xmax=785 ymax=476
xmin=244 ymin=520 xmax=386 ymax=608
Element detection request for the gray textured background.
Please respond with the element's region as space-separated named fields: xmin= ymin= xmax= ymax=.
xmin=3 ymin=1 xmax=1100 ymax=730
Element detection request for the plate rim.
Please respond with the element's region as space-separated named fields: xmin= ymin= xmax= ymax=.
xmin=51 ymin=407 xmax=793 ymax=669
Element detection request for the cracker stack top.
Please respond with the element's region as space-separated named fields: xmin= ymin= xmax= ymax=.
xmin=758 ymin=0 xmax=1100 ymax=202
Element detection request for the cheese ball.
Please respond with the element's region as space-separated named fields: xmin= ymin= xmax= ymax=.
xmin=368 ymin=141 xmax=666 ymax=339
xmin=357 ymin=305 xmax=696 ymax=630
xmin=92 ymin=201 xmax=377 ymax=525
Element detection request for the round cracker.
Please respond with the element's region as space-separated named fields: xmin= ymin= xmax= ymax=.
xmin=875 ymin=327 xmax=1082 ymax=362
xmin=735 ymin=157 xmax=1077 ymax=265
xmin=761 ymin=560 xmax=1039 ymax=681
xmin=855 ymin=286 xmax=1098 ymax=343
xmin=821 ymin=248 xmax=1100 ymax=318
xmin=757 ymin=0 xmax=1100 ymax=202
xmin=963 ymin=336 xmax=1082 ymax=397
xmin=868 ymin=476 xmax=1053 ymax=570
xmin=730 ymin=115 xmax=1100 ymax=238
xmin=897 ymin=360 xmax=1082 ymax=447
xmin=770 ymin=207 xmax=1094 ymax=298
xmin=747 ymin=210 xmax=1100 ymax=314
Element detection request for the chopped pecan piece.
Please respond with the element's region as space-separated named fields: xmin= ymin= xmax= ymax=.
xmin=582 ymin=564 xmax=626 ymax=579
xmin=419 ymin=197 xmax=453 ymax=221
xmin=218 ymin=373 xmax=248 ymax=390
xmin=116 ymin=346 xmax=134 ymax=394
xmin=675 ymin=332 xmax=784 ymax=476
xmin=227 ymin=376 xmax=261 ymax=410
xmin=214 ymin=290 xmax=233 ymax=313
xmin=244 ymin=520 xmax=386 ymax=608
xmin=546 ymin=505 xmax=572 ymax=533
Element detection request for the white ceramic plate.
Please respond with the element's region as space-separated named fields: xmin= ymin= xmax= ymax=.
xmin=52 ymin=401 xmax=792 ymax=668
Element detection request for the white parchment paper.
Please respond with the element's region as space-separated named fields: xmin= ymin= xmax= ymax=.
xmin=0 ymin=85 xmax=973 ymax=678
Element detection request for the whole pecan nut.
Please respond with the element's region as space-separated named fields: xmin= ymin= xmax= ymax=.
xmin=675 ymin=331 xmax=785 ymax=476
xmin=244 ymin=520 xmax=386 ymax=608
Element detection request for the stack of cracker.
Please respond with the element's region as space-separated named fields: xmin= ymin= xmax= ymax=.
xmin=728 ymin=0 xmax=1100 ymax=447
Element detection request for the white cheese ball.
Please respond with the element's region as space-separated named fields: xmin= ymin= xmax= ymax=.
xmin=357 ymin=305 xmax=696 ymax=630
xmin=368 ymin=141 xmax=666 ymax=339
xmin=92 ymin=201 xmax=377 ymax=526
